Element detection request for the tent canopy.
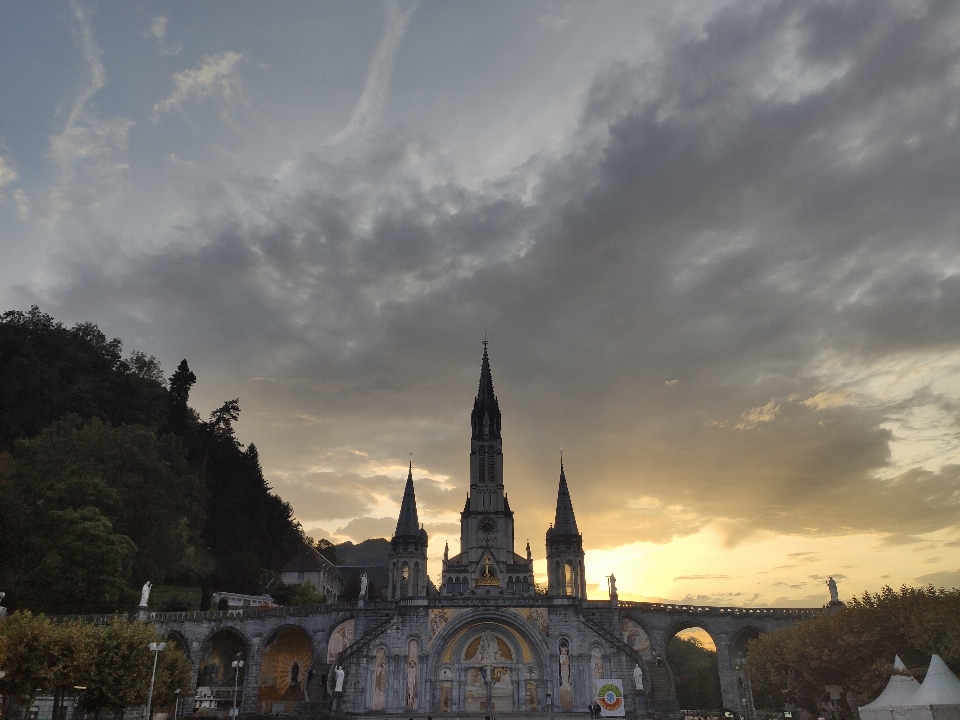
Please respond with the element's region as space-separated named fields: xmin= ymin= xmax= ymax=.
xmin=862 ymin=656 xmax=922 ymax=709
xmin=912 ymin=655 xmax=960 ymax=706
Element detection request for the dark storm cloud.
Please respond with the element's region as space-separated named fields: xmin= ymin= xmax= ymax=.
xmin=24 ymin=1 xmax=960 ymax=546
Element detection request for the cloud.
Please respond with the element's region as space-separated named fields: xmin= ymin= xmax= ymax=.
xmin=674 ymin=575 xmax=732 ymax=581
xmin=153 ymin=51 xmax=244 ymax=120
xmin=914 ymin=568 xmax=960 ymax=588
xmin=13 ymin=189 xmax=28 ymax=221
xmin=19 ymin=0 xmax=960 ymax=553
xmin=0 ymin=155 xmax=18 ymax=193
xmin=331 ymin=0 xmax=420 ymax=143
xmin=148 ymin=16 xmax=182 ymax=56
xmin=802 ymin=390 xmax=855 ymax=410
xmin=45 ymin=0 xmax=132 ymax=211
xmin=333 ymin=516 xmax=397 ymax=543
xmin=737 ymin=400 xmax=781 ymax=429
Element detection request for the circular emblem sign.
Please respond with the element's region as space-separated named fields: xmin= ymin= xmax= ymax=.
xmin=597 ymin=682 xmax=623 ymax=712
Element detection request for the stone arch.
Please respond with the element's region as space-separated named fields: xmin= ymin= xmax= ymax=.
xmin=729 ymin=625 xmax=763 ymax=658
xmin=662 ymin=621 xmax=724 ymax=712
xmin=257 ymin=625 xmax=314 ymax=713
xmin=197 ymin=626 xmax=250 ymax=703
xmin=426 ymin=611 xmax=552 ymax=714
xmin=163 ymin=630 xmax=191 ymax=661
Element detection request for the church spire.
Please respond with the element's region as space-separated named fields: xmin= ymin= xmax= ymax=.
xmin=394 ymin=461 xmax=421 ymax=538
xmin=552 ymin=460 xmax=580 ymax=535
xmin=471 ymin=341 xmax=501 ymax=440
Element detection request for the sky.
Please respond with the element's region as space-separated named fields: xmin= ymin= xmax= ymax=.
xmin=2 ymin=0 xmax=960 ymax=609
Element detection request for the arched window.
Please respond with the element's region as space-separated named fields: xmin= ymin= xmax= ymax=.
xmin=564 ymin=561 xmax=575 ymax=595
xmin=507 ymin=576 xmax=516 ymax=592
xmin=522 ymin=576 xmax=530 ymax=594
xmin=401 ymin=562 xmax=410 ymax=597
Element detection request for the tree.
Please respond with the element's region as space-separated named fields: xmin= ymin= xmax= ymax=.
xmin=80 ymin=621 xmax=189 ymax=719
xmin=0 ymin=307 xmax=167 ymax=448
xmin=3 ymin=417 xmax=205 ymax=613
xmin=666 ymin=635 xmax=722 ymax=710
xmin=315 ymin=538 xmax=338 ymax=565
xmin=0 ymin=612 xmax=60 ymax=720
xmin=269 ymin=582 xmax=326 ymax=607
xmin=164 ymin=360 xmax=196 ymax=437
xmin=26 ymin=507 xmax=137 ymax=614
xmin=747 ymin=585 xmax=960 ymax=713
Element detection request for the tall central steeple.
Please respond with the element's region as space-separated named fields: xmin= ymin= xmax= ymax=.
xmin=471 ymin=341 xmax=501 ymax=440
xmin=440 ymin=343 xmax=534 ymax=595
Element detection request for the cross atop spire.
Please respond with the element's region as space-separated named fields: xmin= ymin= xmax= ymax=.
xmin=471 ymin=341 xmax=501 ymax=440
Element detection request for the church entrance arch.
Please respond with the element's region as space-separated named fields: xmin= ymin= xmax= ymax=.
xmin=428 ymin=613 xmax=550 ymax=714
xmin=256 ymin=625 xmax=314 ymax=714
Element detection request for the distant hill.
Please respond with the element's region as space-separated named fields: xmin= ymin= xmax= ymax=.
xmin=336 ymin=538 xmax=391 ymax=566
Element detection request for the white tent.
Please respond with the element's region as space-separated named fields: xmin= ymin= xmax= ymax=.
xmin=859 ymin=655 xmax=960 ymax=720
xmin=911 ymin=655 xmax=960 ymax=706
xmin=861 ymin=656 xmax=921 ymax=710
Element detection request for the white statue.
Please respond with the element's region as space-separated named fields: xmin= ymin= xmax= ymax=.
xmin=608 ymin=573 xmax=618 ymax=599
xmin=359 ymin=573 xmax=368 ymax=600
xmin=334 ymin=665 xmax=345 ymax=692
xmin=140 ymin=581 xmax=152 ymax=607
xmin=634 ymin=663 xmax=644 ymax=691
xmin=827 ymin=577 xmax=839 ymax=603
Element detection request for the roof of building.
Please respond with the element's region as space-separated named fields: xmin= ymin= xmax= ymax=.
xmin=281 ymin=545 xmax=340 ymax=575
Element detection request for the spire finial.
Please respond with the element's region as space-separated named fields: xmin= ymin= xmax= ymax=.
xmin=482 ymin=334 xmax=488 ymax=351
xmin=560 ymin=447 xmax=563 ymax=468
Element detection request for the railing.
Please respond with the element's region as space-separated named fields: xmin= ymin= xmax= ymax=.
xmin=609 ymin=601 xmax=823 ymax=617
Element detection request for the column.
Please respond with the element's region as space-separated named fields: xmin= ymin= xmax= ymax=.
xmin=715 ymin=635 xmax=739 ymax=710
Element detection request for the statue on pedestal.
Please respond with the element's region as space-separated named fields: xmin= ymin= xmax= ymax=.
xmin=359 ymin=573 xmax=368 ymax=600
xmin=140 ymin=581 xmax=152 ymax=608
xmin=334 ymin=665 xmax=345 ymax=693
xmin=634 ymin=663 xmax=644 ymax=692
xmin=826 ymin=577 xmax=839 ymax=604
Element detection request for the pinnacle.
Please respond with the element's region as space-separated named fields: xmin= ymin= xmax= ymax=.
xmin=393 ymin=462 xmax=421 ymax=538
xmin=552 ymin=462 xmax=580 ymax=535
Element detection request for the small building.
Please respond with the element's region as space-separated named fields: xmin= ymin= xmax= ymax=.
xmin=211 ymin=592 xmax=277 ymax=609
xmin=279 ymin=545 xmax=343 ymax=601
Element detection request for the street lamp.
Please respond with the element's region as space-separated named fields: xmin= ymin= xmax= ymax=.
xmin=173 ymin=689 xmax=181 ymax=720
xmin=145 ymin=642 xmax=167 ymax=720
xmin=231 ymin=657 xmax=245 ymax=717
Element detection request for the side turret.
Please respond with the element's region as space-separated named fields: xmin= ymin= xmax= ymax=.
xmin=546 ymin=461 xmax=586 ymax=598
xmin=389 ymin=463 xmax=429 ymax=598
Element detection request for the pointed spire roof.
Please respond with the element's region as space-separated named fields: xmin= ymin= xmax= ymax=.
xmin=393 ymin=462 xmax=421 ymax=538
xmin=551 ymin=461 xmax=580 ymax=535
xmin=472 ymin=341 xmax=501 ymax=440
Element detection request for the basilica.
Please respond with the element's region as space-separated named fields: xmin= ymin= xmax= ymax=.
xmin=387 ymin=342 xmax=583 ymax=603
xmin=155 ymin=346 xmax=815 ymax=718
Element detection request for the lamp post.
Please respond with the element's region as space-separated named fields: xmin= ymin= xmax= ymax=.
xmin=231 ymin=657 xmax=245 ymax=717
xmin=146 ymin=642 xmax=167 ymax=720
xmin=173 ymin=689 xmax=181 ymax=720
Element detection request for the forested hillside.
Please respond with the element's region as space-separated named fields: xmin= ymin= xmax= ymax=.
xmin=0 ymin=307 xmax=307 ymax=614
